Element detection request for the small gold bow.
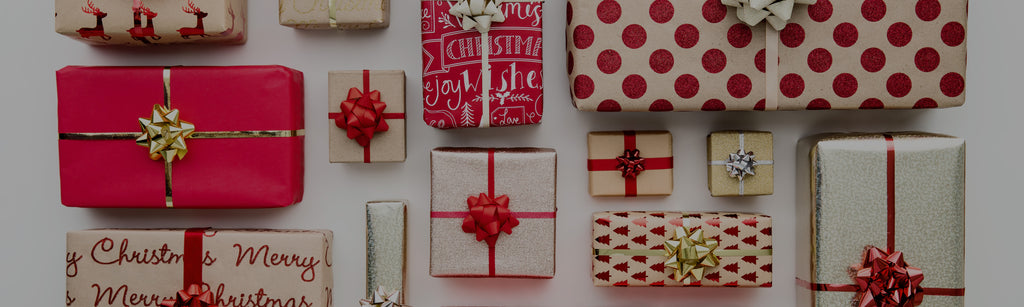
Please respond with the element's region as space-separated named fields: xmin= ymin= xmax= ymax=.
xmin=359 ymin=286 xmax=403 ymax=307
xmin=137 ymin=104 xmax=196 ymax=162
xmin=449 ymin=0 xmax=505 ymax=33
xmin=663 ymin=227 xmax=721 ymax=282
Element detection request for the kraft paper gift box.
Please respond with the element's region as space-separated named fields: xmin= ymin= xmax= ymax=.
xmin=66 ymin=229 xmax=333 ymax=307
xmin=329 ymin=70 xmax=406 ymax=163
xmin=707 ymin=131 xmax=773 ymax=197
xmin=592 ymin=211 xmax=773 ymax=287
xmin=795 ymin=133 xmax=966 ymax=306
xmin=421 ymin=0 xmax=545 ymax=129
xmin=364 ymin=201 xmax=407 ymax=306
xmin=57 ymin=66 xmax=305 ymax=209
xmin=587 ymin=131 xmax=673 ymax=197
xmin=279 ymin=0 xmax=389 ymax=30
xmin=566 ymin=0 xmax=968 ymax=112
xmin=430 ymin=148 xmax=556 ymax=278
xmin=56 ymin=0 xmax=247 ymax=46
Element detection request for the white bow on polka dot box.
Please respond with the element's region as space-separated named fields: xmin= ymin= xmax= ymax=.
xmin=567 ymin=0 xmax=967 ymax=112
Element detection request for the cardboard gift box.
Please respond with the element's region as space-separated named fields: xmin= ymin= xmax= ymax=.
xmin=587 ymin=131 xmax=673 ymax=197
xmin=421 ymin=0 xmax=545 ymax=129
xmin=430 ymin=148 xmax=556 ymax=278
xmin=57 ymin=66 xmax=305 ymax=209
xmin=707 ymin=131 xmax=773 ymax=196
xmin=329 ymin=70 xmax=406 ymax=163
xmin=364 ymin=201 xmax=407 ymax=306
xmin=567 ymin=0 xmax=967 ymax=111
xmin=279 ymin=0 xmax=389 ymax=30
xmin=592 ymin=211 xmax=773 ymax=287
xmin=796 ymin=133 xmax=966 ymax=306
xmin=56 ymin=0 xmax=247 ymax=46
xmin=66 ymin=229 xmax=333 ymax=307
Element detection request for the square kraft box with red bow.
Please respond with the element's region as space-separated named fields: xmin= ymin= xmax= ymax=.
xmin=329 ymin=70 xmax=406 ymax=163
xmin=566 ymin=0 xmax=967 ymax=112
xmin=56 ymin=0 xmax=247 ymax=46
xmin=593 ymin=211 xmax=773 ymax=287
xmin=430 ymin=148 xmax=556 ymax=278
xmin=421 ymin=0 xmax=544 ymax=129
xmin=66 ymin=229 xmax=333 ymax=307
xmin=57 ymin=66 xmax=305 ymax=209
xmin=587 ymin=131 xmax=673 ymax=197
xmin=796 ymin=133 xmax=966 ymax=306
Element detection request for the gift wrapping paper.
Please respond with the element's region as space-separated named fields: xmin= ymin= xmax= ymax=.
xmin=593 ymin=211 xmax=773 ymax=287
xmin=56 ymin=0 xmax=246 ymax=46
xmin=366 ymin=201 xmax=407 ymax=305
xmin=57 ymin=66 xmax=305 ymax=209
xmin=796 ymin=133 xmax=965 ymax=306
xmin=329 ymin=70 xmax=406 ymax=163
xmin=707 ymin=131 xmax=773 ymax=196
xmin=279 ymin=0 xmax=389 ymax=30
xmin=430 ymin=147 xmax=556 ymax=278
xmin=66 ymin=229 xmax=333 ymax=307
xmin=567 ymin=0 xmax=967 ymax=111
xmin=421 ymin=0 xmax=545 ymax=129
xmin=587 ymin=131 xmax=673 ymax=197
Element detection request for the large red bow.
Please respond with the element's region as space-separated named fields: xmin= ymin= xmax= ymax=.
xmin=462 ymin=193 xmax=519 ymax=247
xmin=853 ymin=247 xmax=924 ymax=307
xmin=336 ymin=87 xmax=389 ymax=147
xmin=160 ymin=284 xmax=218 ymax=307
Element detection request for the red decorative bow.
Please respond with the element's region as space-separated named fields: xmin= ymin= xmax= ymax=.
xmin=160 ymin=284 xmax=218 ymax=307
xmin=336 ymin=87 xmax=389 ymax=147
xmin=616 ymin=149 xmax=647 ymax=178
xmin=853 ymin=247 xmax=924 ymax=307
xmin=462 ymin=193 xmax=519 ymax=247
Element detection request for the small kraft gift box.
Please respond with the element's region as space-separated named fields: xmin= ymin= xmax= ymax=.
xmin=587 ymin=131 xmax=673 ymax=197
xmin=430 ymin=148 xmax=556 ymax=278
xmin=56 ymin=0 xmax=247 ymax=46
xmin=329 ymin=70 xmax=406 ymax=163
xmin=796 ymin=133 xmax=966 ymax=306
xmin=708 ymin=131 xmax=773 ymax=196
xmin=363 ymin=201 xmax=407 ymax=306
xmin=593 ymin=211 xmax=773 ymax=287
xmin=279 ymin=0 xmax=390 ymax=30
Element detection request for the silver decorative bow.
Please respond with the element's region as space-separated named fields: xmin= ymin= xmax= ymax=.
xmin=725 ymin=150 xmax=758 ymax=180
xmin=721 ymin=0 xmax=816 ymax=31
xmin=359 ymin=286 xmax=403 ymax=307
xmin=449 ymin=0 xmax=505 ymax=33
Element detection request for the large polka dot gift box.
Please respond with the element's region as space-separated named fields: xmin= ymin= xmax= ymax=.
xmin=566 ymin=0 xmax=967 ymax=112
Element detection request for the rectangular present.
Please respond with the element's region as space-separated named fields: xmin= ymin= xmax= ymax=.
xmin=707 ymin=131 xmax=773 ymax=197
xmin=329 ymin=70 xmax=406 ymax=163
xmin=66 ymin=228 xmax=332 ymax=307
xmin=57 ymin=66 xmax=305 ymax=209
xmin=365 ymin=201 xmax=407 ymax=305
xmin=56 ymin=0 xmax=247 ymax=46
xmin=430 ymin=148 xmax=556 ymax=278
xmin=592 ymin=211 xmax=773 ymax=287
xmin=587 ymin=131 xmax=673 ymax=197
xmin=567 ymin=0 xmax=967 ymax=111
xmin=279 ymin=0 xmax=389 ymax=30
xmin=421 ymin=0 xmax=545 ymax=129
xmin=795 ymin=133 xmax=966 ymax=306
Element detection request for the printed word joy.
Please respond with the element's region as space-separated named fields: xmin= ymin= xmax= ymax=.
xmin=425 ymin=62 xmax=541 ymax=110
xmin=90 ymin=237 xmax=216 ymax=267
xmin=234 ymin=244 xmax=321 ymax=282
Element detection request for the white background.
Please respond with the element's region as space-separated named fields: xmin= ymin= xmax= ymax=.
xmin=0 ymin=0 xmax=1018 ymax=306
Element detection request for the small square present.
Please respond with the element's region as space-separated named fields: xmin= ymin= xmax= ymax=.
xmin=279 ymin=0 xmax=390 ymax=30
xmin=592 ymin=211 xmax=773 ymax=287
xmin=707 ymin=131 xmax=773 ymax=196
xmin=430 ymin=148 xmax=556 ymax=278
xmin=795 ymin=133 xmax=966 ymax=306
xmin=364 ymin=201 xmax=407 ymax=306
xmin=329 ymin=70 xmax=406 ymax=163
xmin=56 ymin=0 xmax=247 ymax=46
xmin=587 ymin=131 xmax=673 ymax=197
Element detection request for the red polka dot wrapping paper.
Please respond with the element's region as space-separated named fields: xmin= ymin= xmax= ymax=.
xmin=422 ymin=0 xmax=545 ymax=129
xmin=567 ymin=0 xmax=967 ymax=111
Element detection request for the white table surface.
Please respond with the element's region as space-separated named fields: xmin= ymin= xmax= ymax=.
xmin=1 ymin=0 xmax=1018 ymax=306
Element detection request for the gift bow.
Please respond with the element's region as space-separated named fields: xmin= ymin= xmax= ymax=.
xmin=449 ymin=0 xmax=505 ymax=33
xmin=664 ymin=227 xmax=721 ymax=282
xmin=853 ymin=247 xmax=925 ymax=307
xmin=725 ymin=150 xmax=758 ymax=180
xmin=616 ymin=149 xmax=647 ymax=179
xmin=722 ymin=0 xmax=816 ymax=31
xmin=359 ymin=286 xmax=403 ymax=307
xmin=137 ymin=104 xmax=196 ymax=162
xmin=160 ymin=284 xmax=218 ymax=307
xmin=462 ymin=193 xmax=519 ymax=247
xmin=336 ymin=87 xmax=390 ymax=147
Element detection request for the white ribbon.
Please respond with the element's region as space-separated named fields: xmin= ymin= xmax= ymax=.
xmin=709 ymin=133 xmax=773 ymax=195
xmin=448 ymin=0 xmax=509 ymax=127
xmin=721 ymin=0 xmax=815 ymax=31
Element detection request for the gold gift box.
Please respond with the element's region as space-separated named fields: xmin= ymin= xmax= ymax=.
xmin=329 ymin=70 xmax=406 ymax=163
xmin=707 ymin=131 xmax=773 ymax=196
xmin=279 ymin=0 xmax=389 ymax=30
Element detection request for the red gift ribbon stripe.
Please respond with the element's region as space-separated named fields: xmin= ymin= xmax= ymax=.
xmin=327 ymin=70 xmax=405 ymax=163
xmin=430 ymin=211 xmax=556 ymax=219
xmin=586 ymin=131 xmax=673 ymax=197
xmin=183 ymin=228 xmax=206 ymax=289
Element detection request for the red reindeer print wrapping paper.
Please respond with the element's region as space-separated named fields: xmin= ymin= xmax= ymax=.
xmin=566 ymin=0 xmax=967 ymax=112
xmin=56 ymin=0 xmax=247 ymax=46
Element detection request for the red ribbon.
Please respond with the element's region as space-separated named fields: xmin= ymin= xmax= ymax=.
xmin=586 ymin=131 xmax=673 ymax=197
xmin=328 ymin=70 xmax=405 ymax=163
xmin=160 ymin=284 xmax=218 ymax=307
xmin=159 ymin=228 xmax=218 ymax=307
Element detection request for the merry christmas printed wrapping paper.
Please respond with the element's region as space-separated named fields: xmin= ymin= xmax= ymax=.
xmin=593 ymin=211 xmax=773 ymax=287
xmin=567 ymin=0 xmax=967 ymax=112
xmin=66 ymin=229 xmax=333 ymax=307
xmin=796 ymin=133 xmax=965 ymax=306
xmin=56 ymin=0 xmax=247 ymax=46
xmin=279 ymin=0 xmax=389 ymax=30
xmin=422 ymin=0 xmax=545 ymax=129
xmin=329 ymin=70 xmax=406 ymax=163
xmin=57 ymin=66 xmax=305 ymax=209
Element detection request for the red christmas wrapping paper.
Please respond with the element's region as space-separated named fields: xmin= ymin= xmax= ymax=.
xmin=57 ymin=66 xmax=305 ymax=209
xmin=66 ymin=229 xmax=332 ymax=307
xmin=567 ymin=0 xmax=967 ymax=111
xmin=421 ymin=0 xmax=545 ymax=129
xmin=593 ymin=211 xmax=773 ymax=287
xmin=56 ymin=0 xmax=247 ymax=46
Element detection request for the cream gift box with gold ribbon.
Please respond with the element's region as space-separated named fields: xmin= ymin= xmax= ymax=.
xmin=279 ymin=0 xmax=389 ymax=29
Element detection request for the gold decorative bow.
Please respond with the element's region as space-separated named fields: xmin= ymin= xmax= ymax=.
xmin=449 ymin=0 xmax=505 ymax=33
xmin=359 ymin=286 xmax=403 ymax=307
xmin=663 ymin=227 xmax=721 ymax=282
xmin=137 ymin=104 xmax=196 ymax=162
xmin=722 ymin=0 xmax=816 ymax=31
